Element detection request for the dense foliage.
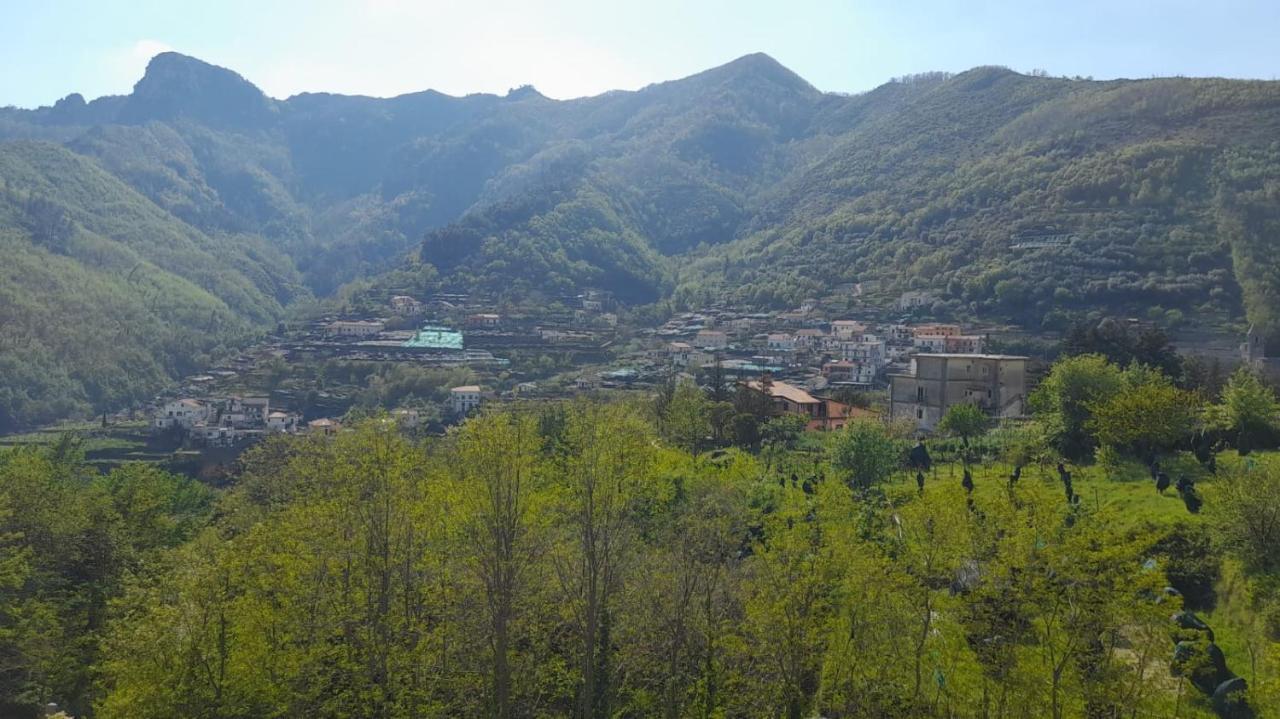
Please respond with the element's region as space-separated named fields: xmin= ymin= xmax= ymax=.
xmin=8 ymin=58 xmax=1280 ymax=308
xmin=0 ymin=143 xmax=301 ymax=432
xmin=2 ymin=350 xmax=1278 ymax=716
xmin=0 ymin=409 xmax=1239 ymax=716
xmin=0 ymin=340 xmax=1274 ymax=711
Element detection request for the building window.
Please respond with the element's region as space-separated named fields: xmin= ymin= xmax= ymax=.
xmin=917 ymin=387 xmax=925 ymax=402
xmin=916 ymin=408 xmax=923 ymax=419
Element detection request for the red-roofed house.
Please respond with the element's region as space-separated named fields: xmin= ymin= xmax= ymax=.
xmin=741 ymin=379 xmax=876 ymax=431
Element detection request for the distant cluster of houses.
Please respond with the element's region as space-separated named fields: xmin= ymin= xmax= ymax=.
xmin=650 ymin=298 xmax=1028 ymax=432
xmin=663 ymin=315 xmax=987 ymax=389
xmin=153 ymin=396 xmax=309 ymax=446
xmin=153 ymin=393 xmax=435 ymax=446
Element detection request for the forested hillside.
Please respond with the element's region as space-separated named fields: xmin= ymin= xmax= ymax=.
xmin=5 ymin=352 xmax=1280 ymax=716
xmin=0 ymin=142 xmax=301 ymax=431
xmin=4 ymin=52 xmax=1280 ymax=429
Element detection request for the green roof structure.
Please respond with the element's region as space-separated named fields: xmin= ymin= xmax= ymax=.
xmin=403 ymin=325 xmax=464 ymax=350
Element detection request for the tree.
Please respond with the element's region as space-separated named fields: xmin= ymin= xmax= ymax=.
xmin=1087 ymin=380 xmax=1199 ymax=460
xmin=703 ymin=354 xmax=730 ymax=403
xmin=1061 ymin=319 xmax=1182 ymax=377
xmin=830 ymin=419 xmax=901 ymax=489
xmin=660 ymin=380 xmax=712 ymax=453
xmin=555 ymin=403 xmax=657 ymax=718
xmin=1030 ymin=354 xmax=1124 ymax=460
xmin=1206 ymin=462 xmax=1280 ymax=572
xmin=937 ymin=402 xmax=988 ymax=449
xmin=760 ymin=414 xmax=807 ymax=452
xmin=454 ymin=412 xmax=542 ymax=719
xmin=1205 ymin=367 xmax=1280 ymax=452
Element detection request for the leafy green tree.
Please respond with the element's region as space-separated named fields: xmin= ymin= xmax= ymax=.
xmin=1061 ymin=319 xmax=1182 ymax=377
xmin=1206 ymin=462 xmax=1280 ymax=572
xmin=937 ymin=402 xmax=988 ymax=449
xmin=760 ymin=414 xmax=807 ymax=451
xmin=830 ymin=419 xmax=901 ymax=488
xmin=454 ymin=412 xmax=544 ymax=719
xmin=659 ymin=380 xmax=712 ymax=453
xmin=1086 ymin=379 xmax=1199 ymax=461
xmin=1205 ymin=367 xmax=1280 ymax=452
xmin=556 ymin=402 xmax=658 ymax=718
xmin=1030 ymin=354 xmax=1124 ymax=460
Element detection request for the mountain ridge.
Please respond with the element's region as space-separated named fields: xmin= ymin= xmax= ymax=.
xmin=2 ymin=51 xmax=1280 ymax=429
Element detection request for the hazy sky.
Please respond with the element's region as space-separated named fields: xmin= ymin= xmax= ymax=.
xmin=5 ymin=0 xmax=1280 ymax=107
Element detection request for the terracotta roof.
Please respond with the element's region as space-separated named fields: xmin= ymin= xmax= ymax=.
xmin=451 ymin=385 xmax=481 ymax=393
xmin=744 ymin=380 xmax=819 ymax=405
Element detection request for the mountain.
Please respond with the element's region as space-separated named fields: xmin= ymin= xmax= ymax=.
xmin=3 ymin=52 xmax=1280 ymax=429
xmin=0 ymin=140 xmax=300 ymax=430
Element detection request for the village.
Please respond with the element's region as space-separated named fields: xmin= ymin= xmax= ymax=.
xmin=139 ymin=284 xmax=1042 ymax=459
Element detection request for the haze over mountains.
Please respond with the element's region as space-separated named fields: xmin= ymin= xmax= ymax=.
xmin=2 ymin=51 xmax=1279 ymax=430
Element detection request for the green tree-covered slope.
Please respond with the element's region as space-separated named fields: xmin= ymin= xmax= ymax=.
xmin=0 ymin=141 xmax=301 ymax=431
xmin=5 ymin=52 xmax=1280 ymax=429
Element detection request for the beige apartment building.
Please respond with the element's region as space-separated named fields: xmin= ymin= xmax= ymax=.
xmin=889 ymin=354 xmax=1029 ymax=431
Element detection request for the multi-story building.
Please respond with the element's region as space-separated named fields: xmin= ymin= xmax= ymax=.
xmin=886 ymin=324 xmax=914 ymax=345
xmin=944 ymin=334 xmax=985 ymax=354
xmin=694 ymin=329 xmax=729 ymax=349
xmin=266 ymin=411 xmax=300 ymax=433
xmin=326 ymin=320 xmax=385 ymax=337
xmin=450 ymin=386 xmax=483 ymax=415
xmin=389 ymin=295 xmax=422 ymax=315
xmin=913 ymin=334 xmax=950 ymax=353
xmin=793 ymin=328 xmax=826 ymax=349
xmin=912 ymin=323 xmax=962 ymax=338
xmin=153 ymin=399 xmax=209 ymax=430
xmin=766 ymin=333 xmax=796 ymax=352
xmin=831 ymin=320 xmax=868 ymax=340
xmin=822 ymin=360 xmax=877 ymax=385
xmin=889 ymin=354 xmax=1029 ymax=431
xmin=839 ymin=339 xmax=887 ymax=367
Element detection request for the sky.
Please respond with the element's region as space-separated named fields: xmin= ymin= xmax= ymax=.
xmin=4 ymin=0 xmax=1280 ymax=108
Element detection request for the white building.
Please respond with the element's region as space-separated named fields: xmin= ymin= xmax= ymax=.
xmin=221 ymin=396 xmax=270 ymax=427
xmin=451 ymin=386 xmax=482 ymax=415
xmin=668 ymin=342 xmax=711 ymax=369
xmin=766 ymin=333 xmax=796 ymax=352
xmin=823 ymin=360 xmax=878 ymax=385
xmin=266 ymin=411 xmax=300 ymax=433
xmin=840 ymin=339 xmax=887 ymax=368
xmin=327 ymin=320 xmax=385 ymax=337
xmin=389 ymin=295 xmax=422 ymax=315
xmin=154 ymin=399 xmax=209 ymax=430
xmin=896 ymin=290 xmax=935 ymax=311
